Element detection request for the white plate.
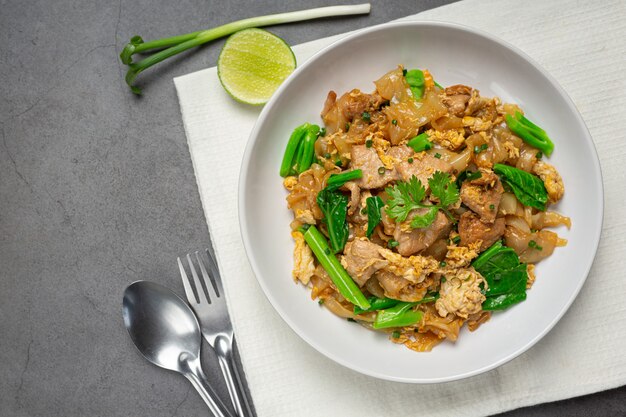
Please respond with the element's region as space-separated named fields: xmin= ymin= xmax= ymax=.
xmin=239 ymin=21 xmax=603 ymax=383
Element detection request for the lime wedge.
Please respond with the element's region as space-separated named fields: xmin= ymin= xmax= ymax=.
xmin=217 ymin=28 xmax=296 ymax=105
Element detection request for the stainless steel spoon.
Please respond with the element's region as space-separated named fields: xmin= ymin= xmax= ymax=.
xmin=122 ymin=280 xmax=234 ymax=417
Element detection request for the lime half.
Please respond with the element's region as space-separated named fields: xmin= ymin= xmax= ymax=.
xmin=218 ymin=28 xmax=296 ymax=105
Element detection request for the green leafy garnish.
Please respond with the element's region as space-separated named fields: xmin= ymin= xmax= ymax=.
xmin=493 ymin=163 xmax=548 ymax=211
xmin=385 ymin=172 xmax=459 ymax=229
xmin=505 ymin=111 xmax=554 ymax=156
xmin=472 ymin=241 xmax=528 ymax=311
xmin=365 ymin=196 xmax=384 ymax=238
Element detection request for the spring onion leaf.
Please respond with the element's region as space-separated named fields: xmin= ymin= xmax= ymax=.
xmin=120 ymin=4 xmax=372 ymax=94
xmin=299 ymin=225 xmax=370 ymax=309
xmin=385 ymin=172 xmax=459 ymax=228
xmin=365 ymin=195 xmax=384 ymax=238
xmin=505 ymin=111 xmax=554 ymax=156
xmin=407 ymin=132 xmax=432 ymax=152
xmin=493 ymin=163 xmax=548 ymax=211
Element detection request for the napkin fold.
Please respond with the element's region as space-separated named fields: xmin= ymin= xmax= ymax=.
xmin=175 ymin=0 xmax=626 ymax=415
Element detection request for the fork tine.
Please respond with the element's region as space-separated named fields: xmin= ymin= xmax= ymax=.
xmin=205 ymin=248 xmax=224 ymax=296
xmin=195 ymin=251 xmax=220 ymax=301
xmin=178 ymin=256 xmax=198 ymax=304
xmin=187 ymin=253 xmax=210 ymax=304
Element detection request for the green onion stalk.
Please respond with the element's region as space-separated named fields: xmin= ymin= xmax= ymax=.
xmin=120 ymin=4 xmax=371 ymax=94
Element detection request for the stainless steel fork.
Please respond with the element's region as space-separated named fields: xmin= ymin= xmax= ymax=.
xmin=178 ymin=249 xmax=253 ymax=417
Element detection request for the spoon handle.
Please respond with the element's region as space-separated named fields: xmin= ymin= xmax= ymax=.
xmin=215 ymin=335 xmax=254 ymax=417
xmin=185 ymin=363 xmax=234 ymax=417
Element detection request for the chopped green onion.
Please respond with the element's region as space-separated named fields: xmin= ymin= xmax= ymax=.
xmin=299 ymin=225 xmax=370 ymax=310
xmin=344 ymin=122 xmax=350 ymax=131
xmin=474 ymin=143 xmax=488 ymax=154
xmin=536 ymin=151 xmax=542 ymax=159
xmin=318 ymin=299 xmax=324 ymax=305
xmin=489 ymin=204 xmax=495 ymax=210
xmin=388 ymin=239 xmax=399 ymax=248
xmin=362 ymin=112 xmax=371 ymax=122
xmin=378 ymin=166 xmax=386 ymax=175
xmin=434 ymin=153 xmax=441 ymax=159
xmin=392 ymin=330 xmax=401 ymax=339
xmin=365 ymin=139 xmax=373 ymax=148
xmin=440 ymin=261 xmax=447 ymax=267
xmin=407 ymin=157 xmax=414 ymax=164
xmin=319 ymin=127 xmax=327 ymax=137
xmin=528 ymin=240 xmax=543 ymax=250
xmin=391 ymin=119 xmax=397 ymax=125
xmin=452 ymin=236 xmax=461 ymax=244
xmin=323 ymin=152 xmax=331 ymax=159
xmin=408 ymin=133 xmax=432 ymax=152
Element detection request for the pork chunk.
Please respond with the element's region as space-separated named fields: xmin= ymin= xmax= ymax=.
xmin=387 ymin=146 xmax=453 ymax=186
xmin=394 ymin=209 xmax=451 ymax=256
xmin=350 ymin=145 xmax=397 ymax=189
xmin=458 ymin=211 xmax=505 ymax=251
xmin=340 ymin=238 xmax=388 ymax=286
xmin=375 ymin=271 xmax=430 ymax=302
xmin=460 ymin=168 xmax=504 ymax=223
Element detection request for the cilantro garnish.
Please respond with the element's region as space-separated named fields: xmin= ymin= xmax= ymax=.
xmin=385 ymin=172 xmax=459 ymax=229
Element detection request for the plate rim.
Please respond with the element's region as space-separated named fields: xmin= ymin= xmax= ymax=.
xmin=238 ymin=20 xmax=604 ymax=383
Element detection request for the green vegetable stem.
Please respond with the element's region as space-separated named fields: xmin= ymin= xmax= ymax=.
xmin=504 ymin=111 xmax=554 ymax=156
xmin=373 ymin=302 xmax=423 ymax=329
xmin=279 ymin=123 xmax=320 ymax=177
xmin=407 ymin=132 xmax=432 ymax=152
xmin=493 ymin=163 xmax=548 ymax=211
xmin=325 ymin=169 xmax=363 ymax=191
xmin=355 ymin=293 xmax=438 ymax=315
xmin=299 ymin=225 xmax=370 ymax=310
xmin=120 ymin=4 xmax=371 ymax=94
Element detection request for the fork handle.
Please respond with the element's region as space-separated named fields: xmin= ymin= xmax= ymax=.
xmin=215 ymin=335 xmax=254 ymax=417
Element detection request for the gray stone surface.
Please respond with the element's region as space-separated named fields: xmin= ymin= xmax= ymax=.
xmin=0 ymin=0 xmax=624 ymax=416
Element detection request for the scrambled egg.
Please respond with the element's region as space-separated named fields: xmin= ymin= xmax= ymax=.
xmin=425 ymin=128 xmax=465 ymax=150
xmin=291 ymin=231 xmax=315 ymax=285
xmin=533 ymin=160 xmax=564 ymax=203
xmin=436 ymin=267 xmax=486 ymax=318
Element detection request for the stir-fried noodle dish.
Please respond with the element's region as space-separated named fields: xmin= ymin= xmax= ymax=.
xmin=279 ymin=66 xmax=569 ymax=352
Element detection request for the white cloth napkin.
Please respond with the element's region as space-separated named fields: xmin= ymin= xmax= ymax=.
xmin=174 ymin=0 xmax=626 ymax=415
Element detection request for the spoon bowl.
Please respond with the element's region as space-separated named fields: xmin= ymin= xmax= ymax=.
xmin=122 ymin=280 xmax=234 ymax=417
xmin=123 ymin=280 xmax=200 ymax=372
